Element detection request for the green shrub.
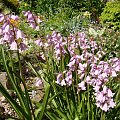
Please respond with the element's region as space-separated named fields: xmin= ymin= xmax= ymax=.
xmin=100 ymin=1 xmax=120 ymax=30
xmin=20 ymin=0 xmax=105 ymax=21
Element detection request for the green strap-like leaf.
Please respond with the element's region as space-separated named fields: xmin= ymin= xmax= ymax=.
xmin=37 ymin=82 xmax=50 ymax=120
xmin=0 ymin=82 xmax=30 ymax=119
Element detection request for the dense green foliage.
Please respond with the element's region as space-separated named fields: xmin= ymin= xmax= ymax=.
xmin=100 ymin=1 xmax=120 ymax=30
xmin=18 ymin=0 xmax=105 ymax=20
xmin=34 ymin=0 xmax=105 ymax=16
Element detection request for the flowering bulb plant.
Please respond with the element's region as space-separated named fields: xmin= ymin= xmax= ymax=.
xmin=0 ymin=12 xmax=43 ymax=119
xmin=35 ymin=31 xmax=119 ymax=119
xmin=0 ymin=11 xmax=120 ymax=120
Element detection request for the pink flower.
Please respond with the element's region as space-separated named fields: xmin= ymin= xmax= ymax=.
xmin=78 ymin=81 xmax=86 ymax=92
xmin=3 ymin=33 xmax=11 ymax=41
xmin=61 ymin=79 xmax=66 ymax=86
xmin=67 ymin=59 xmax=76 ymax=71
xmin=108 ymin=89 xmax=113 ymax=97
xmin=36 ymin=17 xmax=42 ymax=24
xmin=109 ymin=99 xmax=116 ymax=108
xmin=86 ymin=76 xmax=91 ymax=84
xmin=10 ymin=41 xmax=17 ymax=50
xmin=23 ymin=11 xmax=41 ymax=30
xmin=10 ymin=15 xmax=19 ymax=21
xmin=29 ymin=22 xmax=36 ymax=29
xmin=28 ymin=13 xmax=34 ymax=21
xmin=65 ymin=71 xmax=73 ymax=86
xmin=35 ymin=39 xmax=43 ymax=46
xmin=56 ymin=70 xmax=73 ymax=86
xmin=0 ymin=14 xmax=4 ymax=22
xmin=56 ymin=73 xmax=63 ymax=85
xmin=78 ymin=63 xmax=87 ymax=79
xmin=35 ymin=77 xmax=43 ymax=87
xmin=16 ymin=30 xmax=25 ymax=39
xmin=67 ymin=55 xmax=81 ymax=71
xmin=22 ymin=11 xmax=29 ymax=16
xmin=54 ymin=43 xmax=66 ymax=60
xmin=3 ymin=24 xmax=10 ymax=33
xmin=95 ymin=86 xmax=116 ymax=112
xmin=102 ymin=103 xmax=108 ymax=112
xmin=19 ymin=43 xmax=28 ymax=51
xmin=103 ymin=86 xmax=107 ymax=94
xmin=111 ymin=70 xmax=117 ymax=77
xmin=96 ymin=92 xmax=105 ymax=103
xmin=0 ymin=38 xmax=4 ymax=44
xmin=93 ymin=85 xmax=100 ymax=92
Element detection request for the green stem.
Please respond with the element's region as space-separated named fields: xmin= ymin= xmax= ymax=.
xmin=65 ymin=87 xmax=72 ymax=120
xmin=38 ymin=82 xmax=50 ymax=120
xmin=17 ymin=50 xmax=35 ymax=120
xmin=87 ymin=84 xmax=90 ymax=120
xmin=2 ymin=47 xmax=30 ymax=119
xmin=101 ymin=111 xmax=105 ymax=120
xmin=91 ymin=104 xmax=94 ymax=120
xmin=75 ymin=71 xmax=80 ymax=104
xmin=8 ymin=51 xmax=17 ymax=85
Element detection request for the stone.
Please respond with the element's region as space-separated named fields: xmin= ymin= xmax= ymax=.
xmin=0 ymin=72 xmax=7 ymax=97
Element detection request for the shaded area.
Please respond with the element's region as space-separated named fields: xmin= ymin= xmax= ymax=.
xmin=0 ymin=0 xmax=19 ymax=13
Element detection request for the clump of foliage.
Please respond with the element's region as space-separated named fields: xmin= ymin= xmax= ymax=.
xmin=100 ymin=1 xmax=120 ymax=30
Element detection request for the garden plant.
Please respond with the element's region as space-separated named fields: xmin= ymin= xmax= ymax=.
xmin=0 ymin=1 xmax=120 ymax=120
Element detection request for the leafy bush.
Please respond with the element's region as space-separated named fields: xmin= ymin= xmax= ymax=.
xmin=100 ymin=1 xmax=120 ymax=30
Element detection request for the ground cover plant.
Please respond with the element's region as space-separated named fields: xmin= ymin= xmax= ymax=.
xmin=0 ymin=11 xmax=120 ymax=120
